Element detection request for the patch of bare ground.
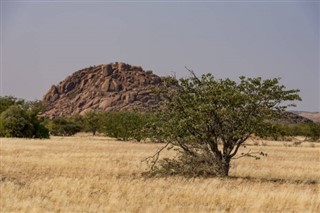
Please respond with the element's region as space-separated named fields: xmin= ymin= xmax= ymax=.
xmin=1 ymin=136 xmax=319 ymax=212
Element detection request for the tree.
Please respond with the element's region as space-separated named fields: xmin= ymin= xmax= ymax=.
xmin=1 ymin=105 xmax=35 ymax=138
xmin=304 ymin=122 xmax=320 ymax=142
xmin=0 ymin=101 xmax=49 ymax=138
xmin=147 ymin=73 xmax=301 ymax=177
xmin=0 ymin=96 xmax=25 ymax=114
xmin=46 ymin=117 xmax=82 ymax=136
xmin=99 ymin=111 xmax=149 ymax=141
xmin=83 ymin=112 xmax=100 ymax=135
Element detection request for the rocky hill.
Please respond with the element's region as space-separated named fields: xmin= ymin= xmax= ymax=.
xmin=43 ymin=62 xmax=170 ymax=118
xmin=282 ymin=112 xmax=314 ymax=124
xmin=291 ymin=111 xmax=320 ymax=123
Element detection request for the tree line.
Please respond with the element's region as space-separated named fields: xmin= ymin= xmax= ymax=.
xmin=0 ymin=96 xmax=153 ymax=141
xmin=0 ymin=101 xmax=319 ymax=142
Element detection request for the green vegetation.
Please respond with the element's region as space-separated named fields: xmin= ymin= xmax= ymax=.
xmin=82 ymin=111 xmax=100 ymax=136
xmin=146 ymin=73 xmax=301 ymax=177
xmin=99 ymin=111 xmax=150 ymax=141
xmin=46 ymin=117 xmax=82 ymax=136
xmin=1 ymin=87 xmax=318 ymax=149
xmin=0 ymin=96 xmax=23 ymax=114
xmin=45 ymin=111 xmax=150 ymax=140
xmin=261 ymin=122 xmax=320 ymax=142
xmin=0 ymin=96 xmax=49 ymax=138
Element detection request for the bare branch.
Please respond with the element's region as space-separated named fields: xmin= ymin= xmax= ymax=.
xmin=207 ymin=140 xmax=222 ymax=160
xmin=142 ymin=142 xmax=171 ymax=170
xmin=176 ymin=138 xmax=198 ymax=157
xmin=230 ymin=135 xmax=250 ymax=158
xmin=185 ymin=67 xmax=202 ymax=85
xmin=233 ymin=149 xmax=267 ymax=160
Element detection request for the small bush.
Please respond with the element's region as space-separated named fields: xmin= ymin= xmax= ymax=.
xmin=47 ymin=117 xmax=82 ymax=136
xmin=99 ymin=111 xmax=150 ymax=141
xmin=144 ymin=151 xmax=222 ymax=178
xmin=292 ymin=141 xmax=302 ymax=147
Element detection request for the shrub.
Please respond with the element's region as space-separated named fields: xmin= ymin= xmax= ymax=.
xmin=47 ymin=117 xmax=82 ymax=136
xmin=99 ymin=111 xmax=150 ymax=141
xmin=0 ymin=105 xmax=34 ymax=138
xmin=0 ymin=100 xmax=49 ymax=139
xmin=82 ymin=112 xmax=100 ymax=135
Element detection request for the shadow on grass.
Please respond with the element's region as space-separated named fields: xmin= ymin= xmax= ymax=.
xmin=0 ymin=174 xmax=26 ymax=187
xmin=227 ymin=175 xmax=318 ymax=185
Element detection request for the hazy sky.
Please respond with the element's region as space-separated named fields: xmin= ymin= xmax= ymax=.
xmin=1 ymin=0 xmax=319 ymax=111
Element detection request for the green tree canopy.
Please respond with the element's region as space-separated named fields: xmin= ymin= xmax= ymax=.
xmin=99 ymin=111 xmax=149 ymax=141
xmin=46 ymin=117 xmax=82 ymax=136
xmin=0 ymin=97 xmax=49 ymax=138
xmin=0 ymin=96 xmax=25 ymax=114
xmin=82 ymin=111 xmax=101 ymax=136
xmin=147 ymin=73 xmax=301 ymax=177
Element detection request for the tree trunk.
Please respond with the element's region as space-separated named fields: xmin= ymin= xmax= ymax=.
xmin=217 ymin=157 xmax=230 ymax=177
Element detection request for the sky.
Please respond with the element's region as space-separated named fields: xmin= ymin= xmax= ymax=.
xmin=1 ymin=0 xmax=319 ymax=112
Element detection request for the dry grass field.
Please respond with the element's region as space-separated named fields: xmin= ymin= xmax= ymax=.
xmin=1 ymin=135 xmax=319 ymax=212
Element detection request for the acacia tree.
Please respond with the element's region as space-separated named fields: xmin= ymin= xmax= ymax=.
xmin=83 ymin=112 xmax=100 ymax=136
xmin=147 ymin=73 xmax=301 ymax=177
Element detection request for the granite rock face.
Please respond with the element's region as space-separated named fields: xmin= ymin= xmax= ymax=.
xmin=43 ymin=62 xmax=169 ymax=118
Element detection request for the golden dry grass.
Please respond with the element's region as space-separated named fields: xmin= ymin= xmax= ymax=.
xmin=1 ymin=136 xmax=319 ymax=213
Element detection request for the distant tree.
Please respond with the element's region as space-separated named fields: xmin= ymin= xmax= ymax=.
xmin=305 ymin=123 xmax=320 ymax=141
xmin=83 ymin=112 xmax=100 ymax=136
xmin=0 ymin=99 xmax=49 ymax=138
xmin=27 ymin=101 xmax=50 ymax=138
xmin=47 ymin=117 xmax=82 ymax=136
xmin=99 ymin=111 xmax=149 ymax=141
xmin=1 ymin=105 xmax=34 ymax=138
xmin=261 ymin=122 xmax=320 ymax=142
xmin=146 ymin=73 xmax=301 ymax=177
xmin=0 ymin=96 xmax=24 ymax=114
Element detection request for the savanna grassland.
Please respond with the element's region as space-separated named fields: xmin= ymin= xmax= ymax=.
xmin=1 ymin=135 xmax=319 ymax=212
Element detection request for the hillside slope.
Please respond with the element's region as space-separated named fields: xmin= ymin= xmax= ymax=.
xmin=291 ymin=111 xmax=320 ymax=123
xmin=43 ymin=62 xmax=170 ymax=118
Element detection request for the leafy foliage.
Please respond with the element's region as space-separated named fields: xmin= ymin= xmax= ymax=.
xmin=82 ymin=112 xmax=101 ymax=136
xmin=264 ymin=122 xmax=320 ymax=142
xmin=46 ymin=117 xmax=82 ymax=136
xmin=0 ymin=96 xmax=25 ymax=114
xmin=146 ymin=73 xmax=301 ymax=177
xmin=99 ymin=111 xmax=150 ymax=141
xmin=0 ymin=98 xmax=49 ymax=138
xmin=1 ymin=105 xmax=34 ymax=137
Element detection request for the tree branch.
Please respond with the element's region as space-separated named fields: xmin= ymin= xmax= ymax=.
xmin=176 ymin=137 xmax=198 ymax=157
xmin=207 ymin=140 xmax=222 ymax=161
xmin=142 ymin=142 xmax=171 ymax=170
xmin=232 ymin=149 xmax=267 ymax=160
xmin=229 ymin=135 xmax=250 ymax=158
xmin=185 ymin=67 xmax=202 ymax=85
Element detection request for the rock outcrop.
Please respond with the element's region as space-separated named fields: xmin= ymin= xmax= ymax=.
xmin=43 ymin=62 xmax=169 ymax=118
xmin=291 ymin=111 xmax=320 ymax=123
xmin=282 ymin=112 xmax=314 ymax=124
